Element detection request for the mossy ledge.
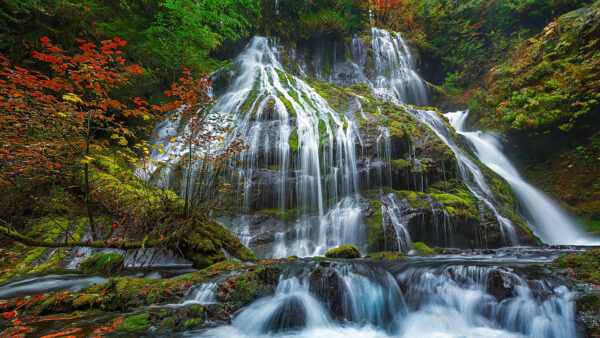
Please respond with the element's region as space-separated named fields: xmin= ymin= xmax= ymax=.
xmin=553 ymin=249 xmax=600 ymax=337
xmin=411 ymin=242 xmax=436 ymax=256
xmin=0 ymin=259 xmax=288 ymax=334
xmin=79 ymin=253 xmax=124 ymax=275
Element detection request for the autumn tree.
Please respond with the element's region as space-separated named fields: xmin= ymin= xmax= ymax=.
xmin=0 ymin=37 xmax=251 ymax=264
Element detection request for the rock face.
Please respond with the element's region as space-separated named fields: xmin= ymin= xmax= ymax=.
xmin=308 ymin=263 xmax=345 ymax=317
xmin=486 ymin=269 xmax=518 ymax=301
xmin=325 ymin=245 xmax=362 ymax=259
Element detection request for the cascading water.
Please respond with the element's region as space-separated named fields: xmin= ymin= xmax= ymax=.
xmin=447 ymin=110 xmax=600 ymax=245
xmin=147 ymin=26 xmax=588 ymax=338
xmin=345 ymin=29 xmax=519 ymax=245
xmin=191 ymin=255 xmax=578 ymax=337
xmin=151 ymin=27 xmax=528 ymax=255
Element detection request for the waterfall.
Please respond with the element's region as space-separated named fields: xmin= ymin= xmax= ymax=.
xmin=149 ymin=27 xmax=531 ymax=255
xmin=347 ymin=29 xmax=519 ymax=245
xmin=193 ymin=258 xmax=577 ymax=337
xmin=447 ymin=110 xmax=600 ymax=245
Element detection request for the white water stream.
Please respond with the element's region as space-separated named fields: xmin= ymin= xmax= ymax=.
xmin=447 ymin=110 xmax=599 ymax=245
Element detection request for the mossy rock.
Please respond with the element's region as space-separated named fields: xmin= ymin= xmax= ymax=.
xmin=324 ymin=245 xmax=361 ymax=259
xmin=116 ymin=313 xmax=150 ymax=332
xmin=411 ymin=242 xmax=436 ymax=256
xmin=553 ymin=249 xmax=600 ymax=284
xmin=78 ymin=253 xmax=124 ymax=275
xmin=365 ymin=251 xmax=404 ymax=261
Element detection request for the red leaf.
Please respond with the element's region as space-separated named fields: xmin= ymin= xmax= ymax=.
xmin=3 ymin=311 xmax=17 ymax=319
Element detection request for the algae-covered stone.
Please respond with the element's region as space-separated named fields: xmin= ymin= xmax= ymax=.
xmin=79 ymin=253 xmax=124 ymax=275
xmin=365 ymin=251 xmax=404 ymax=261
xmin=411 ymin=242 xmax=436 ymax=256
xmin=116 ymin=313 xmax=150 ymax=332
xmin=324 ymin=245 xmax=361 ymax=259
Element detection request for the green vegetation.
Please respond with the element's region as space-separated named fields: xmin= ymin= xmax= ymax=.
xmin=0 ymin=0 xmax=259 ymax=99
xmin=79 ymin=253 xmax=125 ymax=275
xmin=375 ymin=0 xmax=594 ymax=92
xmin=554 ymin=249 xmax=600 ymax=284
xmin=411 ymin=242 xmax=436 ymax=255
xmin=260 ymin=0 xmax=369 ymax=41
xmin=116 ymin=313 xmax=150 ymax=332
xmin=468 ymin=1 xmax=600 ymax=230
xmin=365 ymin=251 xmax=404 ymax=260
xmin=325 ymin=245 xmax=362 ymax=258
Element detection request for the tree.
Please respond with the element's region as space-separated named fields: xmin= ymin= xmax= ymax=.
xmin=0 ymin=37 xmax=152 ymax=240
xmin=0 ymin=37 xmax=251 ymax=265
xmin=135 ymin=71 xmax=248 ymax=219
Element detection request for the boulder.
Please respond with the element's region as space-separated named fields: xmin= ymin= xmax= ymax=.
xmin=324 ymin=245 xmax=361 ymax=259
xmin=486 ymin=269 xmax=518 ymax=301
xmin=308 ymin=264 xmax=345 ymax=317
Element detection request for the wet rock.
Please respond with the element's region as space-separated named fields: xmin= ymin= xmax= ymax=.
xmin=78 ymin=253 xmax=124 ymax=275
xmin=308 ymin=264 xmax=344 ymax=317
xmin=249 ymin=231 xmax=275 ymax=247
xmin=264 ymin=296 xmax=306 ymax=333
xmin=486 ymin=269 xmax=518 ymax=301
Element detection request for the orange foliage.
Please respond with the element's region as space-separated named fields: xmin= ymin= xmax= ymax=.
xmin=0 ymin=37 xmax=153 ymax=185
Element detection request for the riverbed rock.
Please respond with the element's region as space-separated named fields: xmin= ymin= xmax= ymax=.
xmin=486 ymin=269 xmax=518 ymax=301
xmin=308 ymin=264 xmax=345 ymax=317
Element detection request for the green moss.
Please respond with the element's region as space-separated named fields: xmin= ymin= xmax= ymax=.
xmin=429 ymin=180 xmax=479 ymax=219
xmin=366 ymin=200 xmax=383 ymax=250
xmin=554 ymin=249 xmax=600 ymax=284
xmin=79 ymin=253 xmax=124 ymax=275
xmin=365 ymin=251 xmax=404 ymax=260
xmin=411 ymin=242 xmax=436 ymax=256
xmin=278 ymin=94 xmax=297 ymax=117
xmin=289 ymin=128 xmax=299 ymax=152
xmin=391 ymin=159 xmax=412 ymax=173
xmin=116 ymin=313 xmax=150 ymax=332
xmin=184 ymin=318 xmax=204 ymax=329
xmin=325 ymin=245 xmax=361 ymax=259
xmin=311 ymin=256 xmax=328 ymax=261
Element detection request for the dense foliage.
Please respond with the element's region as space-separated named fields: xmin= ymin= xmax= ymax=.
xmin=372 ymin=0 xmax=594 ymax=89
xmin=0 ymin=0 xmax=259 ymax=98
xmin=259 ymin=0 xmax=369 ymax=40
xmin=465 ymin=1 xmax=600 ymax=230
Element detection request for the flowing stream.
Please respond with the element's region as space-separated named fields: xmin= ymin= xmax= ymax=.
xmin=447 ymin=110 xmax=600 ymax=246
xmin=191 ymin=250 xmax=578 ymax=337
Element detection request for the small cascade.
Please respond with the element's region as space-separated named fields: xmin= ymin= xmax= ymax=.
xmin=201 ymin=276 xmax=332 ymax=336
xmin=381 ymin=194 xmax=412 ymax=252
xmin=448 ymin=110 xmax=600 ymax=245
xmin=180 ymin=283 xmax=217 ymax=306
xmin=398 ymin=264 xmax=576 ymax=337
xmin=427 ymin=196 xmax=453 ymax=247
xmin=405 ymin=106 xmax=518 ymax=245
